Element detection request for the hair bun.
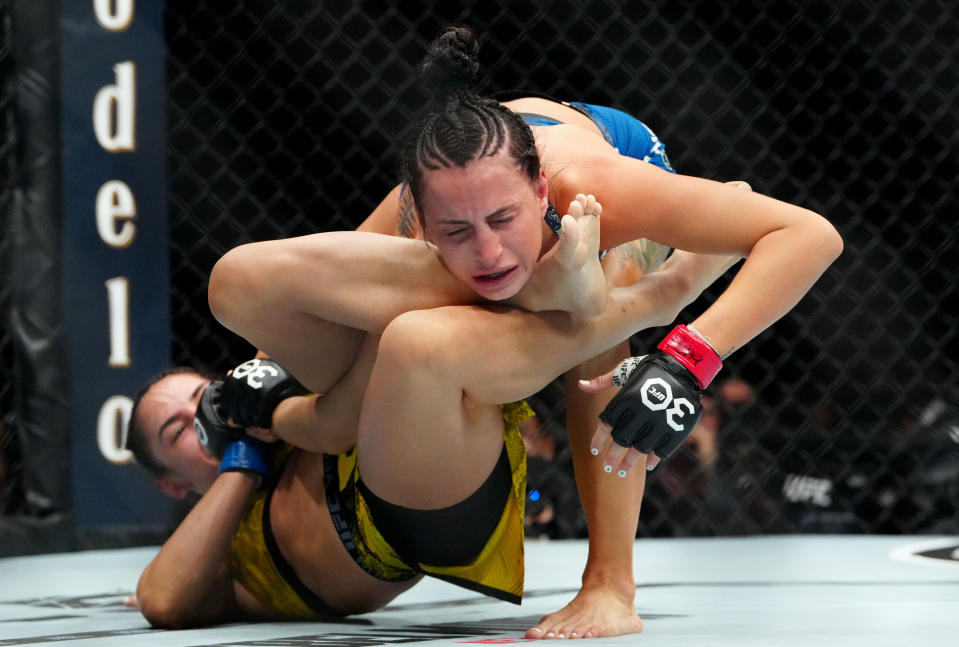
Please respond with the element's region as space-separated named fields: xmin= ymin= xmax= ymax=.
xmin=420 ymin=25 xmax=480 ymax=96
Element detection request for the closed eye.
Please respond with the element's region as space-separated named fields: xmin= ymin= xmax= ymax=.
xmin=444 ymin=228 xmax=471 ymax=240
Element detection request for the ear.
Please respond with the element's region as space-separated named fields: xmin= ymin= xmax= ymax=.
xmin=536 ymin=169 xmax=549 ymax=209
xmin=155 ymin=476 xmax=191 ymax=500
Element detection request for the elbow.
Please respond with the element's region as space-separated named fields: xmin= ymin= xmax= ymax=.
xmin=822 ymin=218 xmax=844 ymax=263
xmin=804 ymin=213 xmax=844 ymax=270
xmin=136 ymin=587 xmax=192 ymax=630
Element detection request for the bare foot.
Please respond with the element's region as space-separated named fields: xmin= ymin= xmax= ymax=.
xmin=524 ymin=585 xmax=643 ymax=639
xmin=513 ymin=194 xmax=607 ymax=316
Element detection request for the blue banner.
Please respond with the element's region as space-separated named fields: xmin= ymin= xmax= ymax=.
xmin=60 ymin=1 xmax=173 ymax=525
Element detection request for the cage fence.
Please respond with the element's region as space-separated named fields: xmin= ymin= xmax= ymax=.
xmin=1 ymin=0 xmax=957 ymax=540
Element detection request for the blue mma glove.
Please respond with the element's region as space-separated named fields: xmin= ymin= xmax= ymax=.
xmin=219 ymin=358 xmax=310 ymax=429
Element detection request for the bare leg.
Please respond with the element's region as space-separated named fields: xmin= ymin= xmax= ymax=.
xmin=209 ymin=232 xmax=479 ymax=393
xmin=209 ymin=195 xmax=608 ymax=395
xmin=355 ymin=252 xmax=697 ymax=508
xmin=523 ymin=345 xmax=645 ymax=639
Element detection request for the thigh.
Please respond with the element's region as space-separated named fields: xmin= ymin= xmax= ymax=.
xmin=355 ymin=308 xmax=513 ymax=510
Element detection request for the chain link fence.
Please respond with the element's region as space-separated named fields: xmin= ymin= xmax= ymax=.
xmin=2 ymin=1 xmax=957 ymax=539
xmin=164 ymin=0 xmax=959 ymax=538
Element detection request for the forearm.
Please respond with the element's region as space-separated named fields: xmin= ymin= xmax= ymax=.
xmin=649 ymin=250 xmax=742 ymax=317
xmin=272 ymin=394 xmax=357 ymax=454
xmin=269 ymin=333 xmax=375 ymax=454
xmin=136 ymin=472 xmax=256 ymax=627
xmin=689 ymin=218 xmax=842 ymax=357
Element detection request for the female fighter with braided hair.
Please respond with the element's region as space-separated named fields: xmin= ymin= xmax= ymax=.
xmin=132 ymin=26 xmax=840 ymax=638
xmin=230 ymin=25 xmax=836 ymax=637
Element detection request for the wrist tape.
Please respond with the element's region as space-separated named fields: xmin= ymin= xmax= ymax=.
xmin=657 ymin=324 xmax=722 ymax=389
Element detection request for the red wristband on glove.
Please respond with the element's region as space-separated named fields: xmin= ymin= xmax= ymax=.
xmin=657 ymin=325 xmax=722 ymax=389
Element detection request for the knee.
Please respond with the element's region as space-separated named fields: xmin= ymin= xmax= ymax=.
xmin=377 ymin=309 xmax=458 ymax=371
xmin=208 ymin=243 xmax=265 ymax=330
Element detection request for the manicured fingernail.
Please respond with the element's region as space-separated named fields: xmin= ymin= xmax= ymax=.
xmin=604 ymin=465 xmax=612 ymax=473
xmin=590 ymin=447 xmax=599 ymax=456
xmin=546 ymin=632 xmax=555 ymax=638
xmin=558 ymin=634 xmax=566 ymax=639
xmin=578 ymin=379 xmax=590 ymax=386
xmin=618 ymin=469 xmax=627 ymax=478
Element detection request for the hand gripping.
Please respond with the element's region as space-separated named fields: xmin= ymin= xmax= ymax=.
xmin=219 ymin=358 xmax=310 ymax=429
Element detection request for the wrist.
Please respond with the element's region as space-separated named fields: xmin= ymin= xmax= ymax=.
xmin=219 ymin=437 xmax=272 ymax=479
xmin=657 ymin=324 xmax=722 ymax=389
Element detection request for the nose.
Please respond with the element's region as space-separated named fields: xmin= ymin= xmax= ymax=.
xmin=473 ymin=226 xmax=503 ymax=268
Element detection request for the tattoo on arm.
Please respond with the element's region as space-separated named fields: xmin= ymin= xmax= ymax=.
xmin=613 ymin=238 xmax=672 ymax=275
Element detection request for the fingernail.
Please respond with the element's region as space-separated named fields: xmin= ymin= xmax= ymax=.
xmin=558 ymin=634 xmax=566 ymax=639
xmin=578 ymin=379 xmax=590 ymax=386
xmin=618 ymin=469 xmax=627 ymax=478
xmin=590 ymin=447 xmax=599 ymax=456
xmin=604 ymin=465 xmax=612 ymax=473
xmin=546 ymin=632 xmax=555 ymax=638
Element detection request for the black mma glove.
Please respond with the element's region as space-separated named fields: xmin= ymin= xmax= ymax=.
xmin=599 ymin=325 xmax=722 ymax=461
xmin=194 ymin=380 xmax=272 ymax=478
xmin=194 ymin=380 xmax=242 ymax=460
xmin=219 ymin=358 xmax=310 ymax=429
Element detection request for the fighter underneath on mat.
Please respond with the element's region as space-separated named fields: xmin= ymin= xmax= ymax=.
xmin=125 ymin=26 xmax=840 ymax=639
xmin=126 ymin=195 xmax=738 ymax=635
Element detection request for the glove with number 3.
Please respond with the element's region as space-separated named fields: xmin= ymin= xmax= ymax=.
xmin=219 ymin=358 xmax=310 ymax=429
xmin=599 ymin=325 xmax=722 ymax=460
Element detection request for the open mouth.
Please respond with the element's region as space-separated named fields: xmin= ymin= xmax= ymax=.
xmin=473 ymin=267 xmax=517 ymax=285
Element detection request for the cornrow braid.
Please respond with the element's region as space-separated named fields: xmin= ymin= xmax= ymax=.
xmin=401 ymin=26 xmax=541 ymax=214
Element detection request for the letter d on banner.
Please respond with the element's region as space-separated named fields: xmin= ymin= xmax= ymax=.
xmin=93 ymin=61 xmax=136 ymax=151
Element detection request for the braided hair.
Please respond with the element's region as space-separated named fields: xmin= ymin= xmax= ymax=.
xmin=401 ymin=26 xmax=541 ymax=213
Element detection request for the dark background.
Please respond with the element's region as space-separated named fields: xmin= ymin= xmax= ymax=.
xmin=2 ymin=0 xmax=957 ymax=544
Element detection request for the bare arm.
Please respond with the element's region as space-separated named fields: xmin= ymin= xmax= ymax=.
xmin=135 ymin=472 xmax=262 ymax=628
xmin=546 ymin=126 xmax=843 ymax=357
xmin=268 ymin=334 xmax=378 ymax=453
